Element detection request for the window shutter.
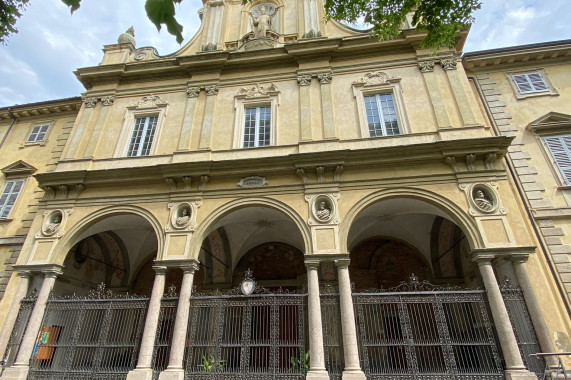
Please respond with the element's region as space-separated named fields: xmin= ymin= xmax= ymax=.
xmin=545 ymin=136 xmax=571 ymax=185
xmin=0 ymin=180 xmax=24 ymax=219
xmin=512 ymin=73 xmax=549 ymax=94
xmin=527 ymin=73 xmax=548 ymax=92
xmin=512 ymin=74 xmax=533 ymax=94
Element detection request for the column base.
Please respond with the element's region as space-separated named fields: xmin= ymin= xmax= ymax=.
xmin=0 ymin=366 xmax=29 ymax=379
xmin=158 ymin=368 xmax=185 ymax=380
xmin=127 ymin=368 xmax=154 ymax=380
xmin=342 ymin=369 xmax=367 ymax=379
xmin=306 ymin=369 xmax=330 ymax=379
xmin=505 ymin=369 xmax=539 ymax=380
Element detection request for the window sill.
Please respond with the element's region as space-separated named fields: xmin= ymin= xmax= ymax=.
xmin=514 ymin=91 xmax=558 ymax=100
xmin=19 ymin=141 xmax=47 ymax=149
xmin=0 ymin=218 xmax=13 ymax=224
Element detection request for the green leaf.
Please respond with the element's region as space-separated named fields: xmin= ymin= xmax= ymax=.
xmin=145 ymin=0 xmax=184 ymax=44
xmin=60 ymin=0 xmax=81 ymax=13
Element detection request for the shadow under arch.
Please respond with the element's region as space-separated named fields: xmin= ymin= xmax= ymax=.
xmin=340 ymin=187 xmax=483 ymax=253
xmin=187 ymin=197 xmax=311 ymax=261
xmin=52 ymin=204 xmax=165 ymax=267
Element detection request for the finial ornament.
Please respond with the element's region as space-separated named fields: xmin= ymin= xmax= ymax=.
xmin=118 ymin=26 xmax=136 ymax=46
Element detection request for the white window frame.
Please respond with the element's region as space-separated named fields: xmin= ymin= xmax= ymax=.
xmin=114 ymin=95 xmax=168 ymax=158
xmin=353 ymin=75 xmax=409 ymax=139
xmin=0 ymin=179 xmax=25 ymax=220
xmin=26 ymin=123 xmax=51 ymax=143
xmin=126 ymin=115 xmax=159 ymax=156
xmin=233 ymin=87 xmax=279 ymax=149
xmin=506 ymin=69 xmax=558 ymax=99
xmin=242 ymin=105 xmax=272 ymax=148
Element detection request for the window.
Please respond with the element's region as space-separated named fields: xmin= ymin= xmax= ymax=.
xmin=352 ymin=71 xmax=409 ymax=139
xmin=364 ymin=93 xmax=400 ymax=137
xmin=127 ymin=116 xmax=158 ymax=156
xmin=512 ymin=72 xmax=548 ymax=94
xmin=27 ymin=124 xmax=50 ymax=143
xmin=0 ymin=180 xmax=24 ymax=219
xmin=233 ymin=83 xmax=279 ymax=149
xmin=506 ymin=69 xmax=557 ymax=99
xmin=544 ymin=135 xmax=571 ymax=185
xmin=243 ymin=106 xmax=271 ymax=148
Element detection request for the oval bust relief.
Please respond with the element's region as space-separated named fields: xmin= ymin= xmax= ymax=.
xmin=472 ymin=186 xmax=496 ymax=213
xmin=174 ymin=204 xmax=192 ymax=228
xmin=43 ymin=210 xmax=63 ymax=236
xmin=314 ymin=196 xmax=334 ymax=223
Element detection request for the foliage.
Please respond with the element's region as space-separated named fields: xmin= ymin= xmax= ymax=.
xmin=0 ymin=0 xmax=29 ymax=45
xmin=199 ymin=355 xmax=225 ymax=372
xmin=60 ymin=0 xmax=185 ymax=44
xmin=290 ymin=351 xmax=310 ymax=373
xmin=324 ymin=0 xmax=481 ymax=49
xmin=1 ymin=0 xmax=479 ymax=49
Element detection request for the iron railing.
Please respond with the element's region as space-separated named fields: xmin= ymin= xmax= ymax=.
xmin=151 ymin=285 xmax=179 ymax=380
xmin=321 ymin=275 xmax=506 ymax=379
xmin=320 ymin=286 xmax=344 ymax=380
xmin=27 ymin=284 xmax=149 ymax=380
xmin=501 ymin=278 xmax=546 ymax=379
xmin=4 ymin=293 xmax=36 ymax=367
xmin=184 ymin=286 xmax=307 ymax=380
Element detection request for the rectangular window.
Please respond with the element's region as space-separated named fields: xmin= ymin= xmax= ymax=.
xmin=27 ymin=124 xmax=50 ymax=143
xmin=512 ymin=73 xmax=549 ymax=94
xmin=364 ymin=93 xmax=400 ymax=137
xmin=545 ymin=136 xmax=571 ymax=185
xmin=243 ymin=106 xmax=271 ymax=148
xmin=127 ymin=116 xmax=158 ymax=157
xmin=0 ymin=180 xmax=24 ymax=219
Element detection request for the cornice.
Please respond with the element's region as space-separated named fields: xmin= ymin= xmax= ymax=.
xmin=35 ymin=136 xmax=512 ymax=189
xmin=0 ymin=97 xmax=82 ymax=120
xmin=463 ymin=41 xmax=571 ymax=71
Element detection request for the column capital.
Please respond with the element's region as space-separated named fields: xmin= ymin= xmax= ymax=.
xmin=181 ymin=260 xmax=200 ymax=274
xmin=152 ymin=265 xmax=168 ymax=275
xmin=334 ymin=258 xmax=350 ymax=269
xmin=473 ymin=253 xmax=495 ymax=265
xmin=305 ymin=260 xmax=320 ymax=270
xmin=13 ymin=263 xmax=64 ymax=276
xmin=508 ymin=253 xmax=529 ymax=264
xmin=17 ymin=270 xmax=32 ymax=279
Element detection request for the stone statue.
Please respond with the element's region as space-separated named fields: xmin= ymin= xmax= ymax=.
xmin=118 ymin=26 xmax=136 ymax=46
xmin=315 ymin=201 xmax=331 ymax=221
xmin=248 ymin=5 xmax=282 ymax=38
xmin=45 ymin=213 xmax=62 ymax=235
xmin=474 ymin=189 xmax=493 ymax=212
xmin=176 ymin=208 xmax=190 ymax=226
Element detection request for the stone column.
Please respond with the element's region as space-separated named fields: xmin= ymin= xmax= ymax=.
xmin=305 ymin=261 xmax=329 ymax=379
xmin=510 ymin=256 xmax=558 ymax=368
xmin=335 ymin=259 xmax=366 ymax=380
xmin=159 ymin=261 xmax=199 ymax=380
xmin=4 ymin=268 xmax=61 ymax=378
xmin=0 ymin=271 xmax=31 ymax=361
xmin=127 ymin=265 xmax=167 ymax=380
xmin=475 ymin=255 xmax=537 ymax=380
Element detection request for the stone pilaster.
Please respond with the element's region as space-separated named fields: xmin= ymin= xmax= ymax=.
xmin=317 ymin=72 xmax=336 ymax=139
xmin=298 ymin=74 xmax=313 ymax=141
xmin=177 ymin=87 xmax=201 ymax=151
xmin=0 ymin=270 xmax=30 ymax=361
xmin=198 ymin=85 xmax=219 ymax=150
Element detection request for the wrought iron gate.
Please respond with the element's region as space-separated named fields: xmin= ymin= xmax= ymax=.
xmin=183 ymin=287 xmax=307 ymax=380
xmin=4 ymin=294 xmax=36 ymax=367
xmin=27 ymin=284 xmax=149 ymax=380
xmin=322 ymin=276 xmax=506 ymax=380
xmin=151 ymin=285 xmax=179 ymax=380
xmin=501 ymin=279 xmax=546 ymax=378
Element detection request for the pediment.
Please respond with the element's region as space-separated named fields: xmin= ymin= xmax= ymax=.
xmin=528 ymin=112 xmax=571 ymax=133
xmin=1 ymin=160 xmax=37 ymax=178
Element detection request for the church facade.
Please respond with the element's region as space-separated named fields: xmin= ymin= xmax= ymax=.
xmin=0 ymin=0 xmax=570 ymax=379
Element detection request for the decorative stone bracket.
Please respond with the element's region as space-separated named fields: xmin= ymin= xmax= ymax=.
xmin=164 ymin=175 xmax=210 ymax=192
xmin=295 ymin=164 xmax=344 ymax=184
xmin=41 ymin=184 xmax=86 ymax=199
xmin=444 ymin=152 xmax=503 ymax=173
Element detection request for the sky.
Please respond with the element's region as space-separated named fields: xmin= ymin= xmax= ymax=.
xmin=0 ymin=0 xmax=570 ymax=108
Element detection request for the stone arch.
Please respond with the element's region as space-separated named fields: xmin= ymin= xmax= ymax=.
xmin=53 ymin=204 xmax=164 ymax=267
xmin=340 ymin=187 xmax=483 ymax=253
xmin=189 ymin=197 xmax=311 ymax=261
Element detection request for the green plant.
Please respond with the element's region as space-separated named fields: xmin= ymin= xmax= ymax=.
xmin=200 ymin=355 xmax=225 ymax=372
xmin=290 ymin=351 xmax=310 ymax=373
